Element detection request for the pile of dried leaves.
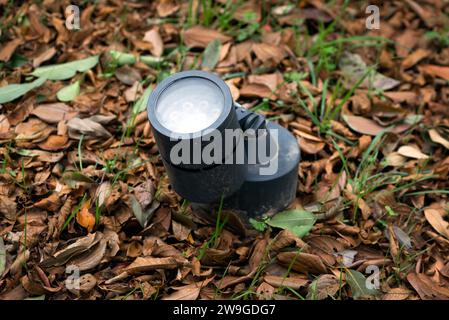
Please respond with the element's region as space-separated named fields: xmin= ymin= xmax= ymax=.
xmin=1 ymin=0 xmax=449 ymax=300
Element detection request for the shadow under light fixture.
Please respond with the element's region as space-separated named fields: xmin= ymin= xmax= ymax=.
xmin=147 ymin=70 xmax=300 ymax=217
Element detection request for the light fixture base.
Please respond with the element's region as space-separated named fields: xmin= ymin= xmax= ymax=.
xmin=224 ymin=122 xmax=300 ymax=217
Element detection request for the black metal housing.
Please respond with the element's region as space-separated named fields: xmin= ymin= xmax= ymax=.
xmin=147 ymin=70 xmax=301 ymax=215
xmin=148 ymin=70 xmax=241 ymax=170
xmin=147 ymin=71 xmax=246 ymax=203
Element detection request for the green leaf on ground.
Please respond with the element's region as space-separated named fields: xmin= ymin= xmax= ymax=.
xmin=132 ymin=86 xmax=152 ymax=114
xmin=266 ymin=209 xmax=316 ymax=238
xmin=0 ymin=237 xmax=6 ymax=275
xmin=346 ymin=269 xmax=380 ymax=299
xmin=31 ymin=55 xmax=99 ymax=80
xmin=57 ymin=80 xmax=80 ymax=101
xmin=109 ymin=50 xmax=136 ymax=66
xmin=0 ymin=77 xmax=46 ymax=104
xmin=25 ymin=295 xmax=46 ymax=300
xmin=202 ymin=39 xmax=221 ymax=70
xmin=249 ymin=218 xmax=267 ymax=232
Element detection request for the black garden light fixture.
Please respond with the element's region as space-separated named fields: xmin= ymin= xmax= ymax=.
xmin=147 ymin=70 xmax=300 ymax=217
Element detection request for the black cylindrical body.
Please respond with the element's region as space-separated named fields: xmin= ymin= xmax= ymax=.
xmin=147 ymin=71 xmax=246 ymax=203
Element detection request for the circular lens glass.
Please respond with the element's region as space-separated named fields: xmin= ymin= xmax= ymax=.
xmin=155 ymin=78 xmax=225 ymax=134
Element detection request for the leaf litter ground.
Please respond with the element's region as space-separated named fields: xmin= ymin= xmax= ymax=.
xmin=1 ymin=0 xmax=449 ymax=300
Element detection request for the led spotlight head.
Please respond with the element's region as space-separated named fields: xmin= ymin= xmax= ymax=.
xmin=155 ymin=77 xmax=224 ymax=134
xmin=147 ymin=71 xmax=245 ymax=203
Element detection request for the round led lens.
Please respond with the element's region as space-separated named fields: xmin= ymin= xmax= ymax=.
xmin=155 ymin=78 xmax=225 ymax=134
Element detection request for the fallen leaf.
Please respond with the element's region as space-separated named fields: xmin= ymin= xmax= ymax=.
xmin=383 ymin=287 xmax=412 ymax=300
xmin=346 ymin=269 xmax=380 ymax=299
xmin=40 ymin=233 xmax=101 ymax=268
xmin=429 ymin=129 xmax=449 ymax=149
xmin=31 ymin=103 xmax=77 ymax=124
xmin=340 ymin=52 xmax=400 ymax=91
xmin=33 ymin=47 xmax=56 ymax=67
xmin=401 ymin=48 xmax=430 ymax=69
xmin=67 ymin=116 xmax=113 ymax=140
xmin=143 ymin=29 xmax=164 ymax=57
xmin=0 ymin=237 xmax=6 ymax=275
xmin=343 ymin=115 xmax=410 ymax=136
xmin=264 ymin=275 xmax=308 ymax=290
xmin=31 ymin=55 xmax=99 ymax=80
xmin=202 ymin=38 xmax=221 ymax=71
xmin=69 ymin=239 xmax=107 ymax=271
xmin=277 ymin=252 xmax=327 ymax=274
xmin=306 ymin=274 xmax=341 ymax=300
xmin=76 ymin=201 xmax=96 ymax=232
xmin=419 ymin=64 xmax=449 ymax=81
xmin=267 ymin=209 xmax=316 ymax=238
xmin=252 ymin=43 xmax=287 ymax=64
xmin=182 ymin=26 xmax=231 ymax=48
xmin=56 ymin=80 xmax=80 ymax=102
xmin=162 ymin=286 xmax=200 ymax=300
xmin=157 ymin=0 xmax=179 ymax=17
xmin=0 ymin=38 xmax=22 ymax=61
xmin=424 ymin=208 xmax=449 ymax=239
xmin=38 ymin=135 xmax=70 ymax=151
xmin=384 ymin=152 xmax=406 ymax=167
xmin=115 ymin=65 xmax=142 ymax=85
xmin=239 ymin=83 xmax=273 ymax=99
xmin=0 ymin=77 xmax=46 ymax=104
xmin=125 ymin=257 xmax=178 ymax=274
xmin=407 ymin=272 xmax=449 ymax=300
xmin=397 ymin=145 xmax=429 ymax=159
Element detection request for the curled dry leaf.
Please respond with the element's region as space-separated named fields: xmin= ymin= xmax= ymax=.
xmin=419 ymin=64 xmax=449 ymax=81
xmin=269 ymin=229 xmax=308 ymax=253
xmin=96 ymin=181 xmax=112 ymax=208
xmin=264 ymin=275 xmax=308 ymax=290
xmin=407 ymin=272 xmax=449 ymax=300
xmin=0 ymin=38 xmax=22 ymax=61
xmin=252 ymin=43 xmax=287 ymax=64
xmin=0 ymin=195 xmax=17 ymax=220
xmin=340 ymin=52 xmax=400 ymax=91
xmin=34 ymin=193 xmax=61 ymax=212
xmin=385 ymin=152 xmax=406 ymax=167
xmin=115 ymin=65 xmax=142 ymax=85
xmin=125 ymin=256 xmax=178 ymax=274
xmin=18 ymin=149 xmax=64 ymax=163
xmin=14 ymin=118 xmax=51 ymax=141
xmin=401 ymin=48 xmax=429 ymax=70
xmin=69 ymin=239 xmax=107 ymax=271
xmin=38 ymin=135 xmax=70 ymax=151
xmin=397 ymin=145 xmax=429 ymax=160
xmin=162 ymin=286 xmax=201 ymax=300
xmin=67 ymin=116 xmax=113 ymax=140
xmin=424 ymin=208 xmax=449 ymax=239
xmin=382 ymin=286 xmax=412 ymax=300
xmin=156 ymin=0 xmax=179 ymax=17
xmin=307 ymin=274 xmax=340 ymax=300
xmin=143 ymin=29 xmax=164 ymax=57
xmin=342 ymin=115 xmax=410 ymax=136
xmin=33 ymin=47 xmax=56 ymax=67
xmin=239 ymin=83 xmax=273 ymax=99
xmin=182 ymin=26 xmax=231 ymax=48
xmin=277 ymin=252 xmax=327 ymax=274
xmin=40 ymin=232 xmax=101 ymax=268
xmin=429 ymin=129 xmax=449 ymax=149
xmin=76 ymin=201 xmax=96 ymax=233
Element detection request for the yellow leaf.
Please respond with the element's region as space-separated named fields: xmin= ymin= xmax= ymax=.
xmin=76 ymin=201 xmax=96 ymax=232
